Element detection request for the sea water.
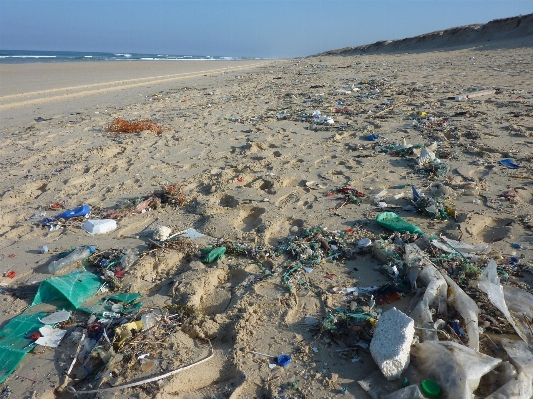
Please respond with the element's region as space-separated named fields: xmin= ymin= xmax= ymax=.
xmin=0 ymin=49 xmax=251 ymax=64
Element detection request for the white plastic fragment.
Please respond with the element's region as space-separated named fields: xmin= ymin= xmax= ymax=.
xmin=431 ymin=236 xmax=489 ymax=258
xmin=39 ymin=310 xmax=71 ymax=324
xmin=181 ymin=228 xmax=206 ymax=239
xmin=82 ymin=219 xmax=117 ymax=235
xmin=35 ymin=325 xmax=67 ymax=348
xmin=370 ymin=308 xmax=415 ymax=380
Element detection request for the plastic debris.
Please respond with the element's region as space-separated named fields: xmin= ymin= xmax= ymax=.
xmin=411 ymin=341 xmax=501 ymax=399
xmin=39 ymin=310 xmax=71 ymax=324
xmin=376 ymin=212 xmax=424 ymax=234
xmin=202 ymin=246 xmax=226 ymax=263
xmin=153 ymin=225 xmax=172 ymax=241
xmin=498 ymin=158 xmax=520 ymax=169
xmin=35 ymin=325 xmax=67 ymax=348
xmin=42 ymin=204 xmax=90 ymax=223
xmin=81 ymin=219 xmax=117 ymax=235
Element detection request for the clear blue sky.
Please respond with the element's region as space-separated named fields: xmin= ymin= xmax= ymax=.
xmin=0 ymin=0 xmax=531 ymax=58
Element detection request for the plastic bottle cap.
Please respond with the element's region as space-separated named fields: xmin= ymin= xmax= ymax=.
xmin=276 ymin=355 xmax=291 ymax=367
xmin=420 ymin=379 xmax=441 ymax=398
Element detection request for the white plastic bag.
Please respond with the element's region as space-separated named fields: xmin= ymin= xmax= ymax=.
xmin=382 ymin=385 xmax=425 ymax=399
xmin=410 ymin=341 xmax=501 ymax=398
xmin=443 ymin=274 xmax=479 ymax=350
xmin=479 ymin=259 xmax=533 ymax=345
xmin=485 ymin=339 xmax=533 ymax=399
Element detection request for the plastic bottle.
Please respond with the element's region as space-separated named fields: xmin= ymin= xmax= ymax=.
xmin=48 ymin=245 xmax=96 ymax=274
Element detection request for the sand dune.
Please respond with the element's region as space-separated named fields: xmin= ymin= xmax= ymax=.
xmin=317 ymin=13 xmax=533 ymax=56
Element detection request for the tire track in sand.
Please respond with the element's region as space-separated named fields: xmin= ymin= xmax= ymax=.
xmin=0 ymin=61 xmax=271 ymax=111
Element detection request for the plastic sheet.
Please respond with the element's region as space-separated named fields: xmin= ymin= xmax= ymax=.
xmin=382 ymin=385 xmax=425 ymax=399
xmin=431 ymin=236 xmax=488 ymax=258
xmin=31 ymin=270 xmax=102 ymax=310
xmin=503 ymin=286 xmax=533 ymax=346
xmin=479 ymin=259 xmax=533 ymax=345
xmin=404 ymin=244 xmax=447 ymax=342
xmin=443 ymin=274 xmax=479 ymax=351
xmin=485 ymin=339 xmax=533 ymax=399
xmin=410 ymin=341 xmax=501 ymax=398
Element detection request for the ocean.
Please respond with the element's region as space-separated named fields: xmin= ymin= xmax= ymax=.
xmin=0 ymin=50 xmax=251 ymax=63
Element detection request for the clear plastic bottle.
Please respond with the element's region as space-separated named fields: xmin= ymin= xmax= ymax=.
xmin=48 ymin=245 xmax=95 ymax=274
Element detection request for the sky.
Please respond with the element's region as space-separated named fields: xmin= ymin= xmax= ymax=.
xmin=0 ymin=0 xmax=531 ymax=58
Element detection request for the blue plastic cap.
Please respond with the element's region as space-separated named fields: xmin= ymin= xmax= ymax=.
xmin=277 ymin=354 xmax=291 ymax=367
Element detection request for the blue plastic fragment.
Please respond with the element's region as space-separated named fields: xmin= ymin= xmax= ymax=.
xmin=509 ymin=257 xmax=520 ymax=264
xmin=277 ymin=354 xmax=291 ymax=367
xmin=498 ymin=158 xmax=520 ymax=169
xmin=42 ymin=204 xmax=90 ymax=223
xmin=412 ymin=185 xmax=421 ymax=202
xmin=511 ymin=243 xmax=522 ymax=249
xmin=452 ymin=320 xmax=465 ymax=336
xmin=366 ymin=133 xmax=379 ymax=141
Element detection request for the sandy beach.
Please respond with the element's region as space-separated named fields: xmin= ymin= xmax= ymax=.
xmin=1 ymin=39 xmax=533 ymax=398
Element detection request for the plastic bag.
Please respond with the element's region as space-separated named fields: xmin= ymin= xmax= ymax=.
xmin=503 ymin=286 xmax=533 ymax=346
xmin=485 ymin=339 xmax=533 ymax=399
xmin=419 ymin=265 xmax=447 ymax=314
xmin=431 ymin=236 xmax=488 ymax=259
xmin=410 ymin=341 xmax=501 ymax=398
xmin=382 ymin=385 xmax=425 ymax=399
xmin=479 ymin=259 xmax=533 ymax=345
xmin=410 ymin=297 xmax=436 ymax=341
xmin=443 ymin=274 xmax=479 ymax=351
xmin=405 ymin=245 xmax=447 ymax=342
xmin=376 ymin=212 xmax=424 ymax=234
xmin=120 ymin=249 xmax=138 ymax=270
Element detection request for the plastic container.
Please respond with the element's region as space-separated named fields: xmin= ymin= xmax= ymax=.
xmin=48 ymin=246 xmax=96 ymax=274
xmin=420 ymin=379 xmax=441 ymax=398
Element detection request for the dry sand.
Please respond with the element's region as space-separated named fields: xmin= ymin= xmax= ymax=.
xmin=1 ymin=43 xmax=533 ymax=399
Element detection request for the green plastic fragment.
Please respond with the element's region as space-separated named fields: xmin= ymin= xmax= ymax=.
xmin=376 ymin=212 xmax=424 ymax=234
xmin=31 ymin=270 xmax=102 ymax=310
xmin=203 ymin=246 xmax=226 ymax=263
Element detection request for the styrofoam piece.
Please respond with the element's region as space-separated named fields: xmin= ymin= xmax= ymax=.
xmin=35 ymin=325 xmax=67 ymax=348
xmin=82 ymin=219 xmax=117 ymax=235
xmin=370 ymin=308 xmax=415 ymax=380
xmin=39 ymin=310 xmax=71 ymax=324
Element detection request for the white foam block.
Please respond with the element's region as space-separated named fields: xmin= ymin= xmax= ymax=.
xmin=82 ymin=219 xmax=117 ymax=234
xmin=370 ymin=307 xmax=414 ymax=380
